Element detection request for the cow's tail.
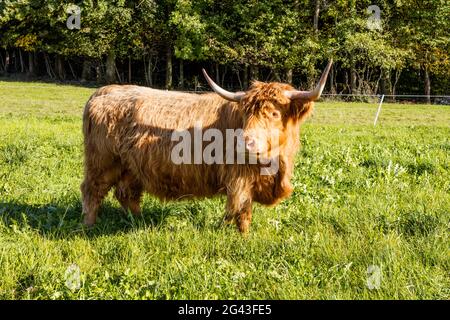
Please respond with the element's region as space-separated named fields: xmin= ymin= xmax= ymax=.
xmin=82 ymin=95 xmax=95 ymax=139
xmin=82 ymin=85 xmax=121 ymax=138
xmin=82 ymin=87 xmax=106 ymax=138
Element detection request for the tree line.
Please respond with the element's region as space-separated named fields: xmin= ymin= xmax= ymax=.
xmin=0 ymin=0 xmax=449 ymax=101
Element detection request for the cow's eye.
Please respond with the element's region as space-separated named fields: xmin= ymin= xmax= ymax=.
xmin=271 ymin=110 xmax=281 ymax=119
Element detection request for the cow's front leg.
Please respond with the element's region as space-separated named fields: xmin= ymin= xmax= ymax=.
xmin=226 ymin=186 xmax=253 ymax=234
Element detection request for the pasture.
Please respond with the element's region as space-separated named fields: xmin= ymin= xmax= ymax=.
xmin=0 ymin=81 xmax=448 ymax=299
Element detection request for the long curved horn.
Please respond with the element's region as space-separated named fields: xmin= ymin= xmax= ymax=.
xmin=202 ymin=68 xmax=245 ymax=102
xmin=284 ymin=59 xmax=333 ymax=101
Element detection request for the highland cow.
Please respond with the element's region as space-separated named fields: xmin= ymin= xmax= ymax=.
xmin=81 ymin=60 xmax=332 ymax=233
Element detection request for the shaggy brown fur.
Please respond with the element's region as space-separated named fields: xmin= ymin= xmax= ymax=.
xmin=81 ymin=81 xmax=314 ymax=233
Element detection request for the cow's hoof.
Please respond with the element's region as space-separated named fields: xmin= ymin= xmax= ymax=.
xmin=237 ymin=221 xmax=250 ymax=235
xmin=83 ymin=215 xmax=96 ymax=227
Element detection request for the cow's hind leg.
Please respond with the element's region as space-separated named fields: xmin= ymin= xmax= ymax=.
xmin=81 ymin=166 xmax=121 ymax=226
xmin=114 ymin=172 xmax=143 ymax=216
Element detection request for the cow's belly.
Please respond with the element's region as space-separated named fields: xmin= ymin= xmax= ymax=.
xmin=139 ymin=162 xmax=223 ymax=200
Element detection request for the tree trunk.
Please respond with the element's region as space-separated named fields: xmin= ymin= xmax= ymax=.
xmin=307 ymin=65 xmax=316 ymax=90
xmin=330 ymin=63 xmax=336 ymax=94
xmin=96 ymin=61 xmax=102 ymax=83
xmin=273 ymin=71 xmax=281 ymax=82
xmin=351 ymin=67 xmax=358 ymax=95
xmin=81 ymin=59 xmax=90 ymax=82
xmin=380 ymin=68 xmax=392 ymax=98
xmin=392 ymin=69 xmax=402 ymax=102
xmin=313 ymin=0 xmax=321 ymax=33
xmin=19 ymin=49 xmax=25 ymax=73
xmin=5 ymin=50 xmax=10 ymax=73
xmin=165 ymin=46 xmax=172 ymax=89
xmin=0 ymin=51 xmax=4 ymax=72
xmin=13 ymin=49 xmax=18 ymax=71
xmin=105 ymin=51 xmax=116 ymax=84
xmin=178 ymin=60 xmax=184 ymax=89
xmin=286 ymin=69 xmax=293 ymax=83
xmin=221 ymin=65 xmax=228 ymax=86
xmin=44 ymin=53 xmax=55 ymax=78
xmin=250 ymin=65 xmax=259 ymax=81
xmin=243 ymin=66 xmax=248 ymax=89
xmin=215 ymin=63 xmax=220 ymax=84
xmin=143 ymin=55 xmax=149 ymax=86
xmin=27 ymin=52 xmax=35 ymax=77
xmin=128 ymin=56 xmax=132 ymax=83
xmin=115 ymin=64 xmax=122 ymax=83
xmin=424 ymin=67 xmax=431 ymax=104
xmin=147 ymin=54 xmax=153 ymax=87
xmin=55 ymin=55 xmax=65 ymax=80
xmin=67 ymin=60 xmax=76 ymax=79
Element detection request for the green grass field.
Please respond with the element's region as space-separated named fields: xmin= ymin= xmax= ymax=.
xmin=0 ymin=80 xmax=449 ymax=299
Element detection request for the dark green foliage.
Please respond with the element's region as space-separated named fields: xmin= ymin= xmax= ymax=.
xmin=0 ymin=1 xmax=448 ymax=94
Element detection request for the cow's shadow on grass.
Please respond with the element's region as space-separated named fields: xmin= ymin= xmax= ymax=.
xmin=0 ymin=198 xmax=223 ymax=239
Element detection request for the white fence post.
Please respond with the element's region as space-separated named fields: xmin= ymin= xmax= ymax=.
xmin=373 ymin=94 xmax=385 ymax=126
